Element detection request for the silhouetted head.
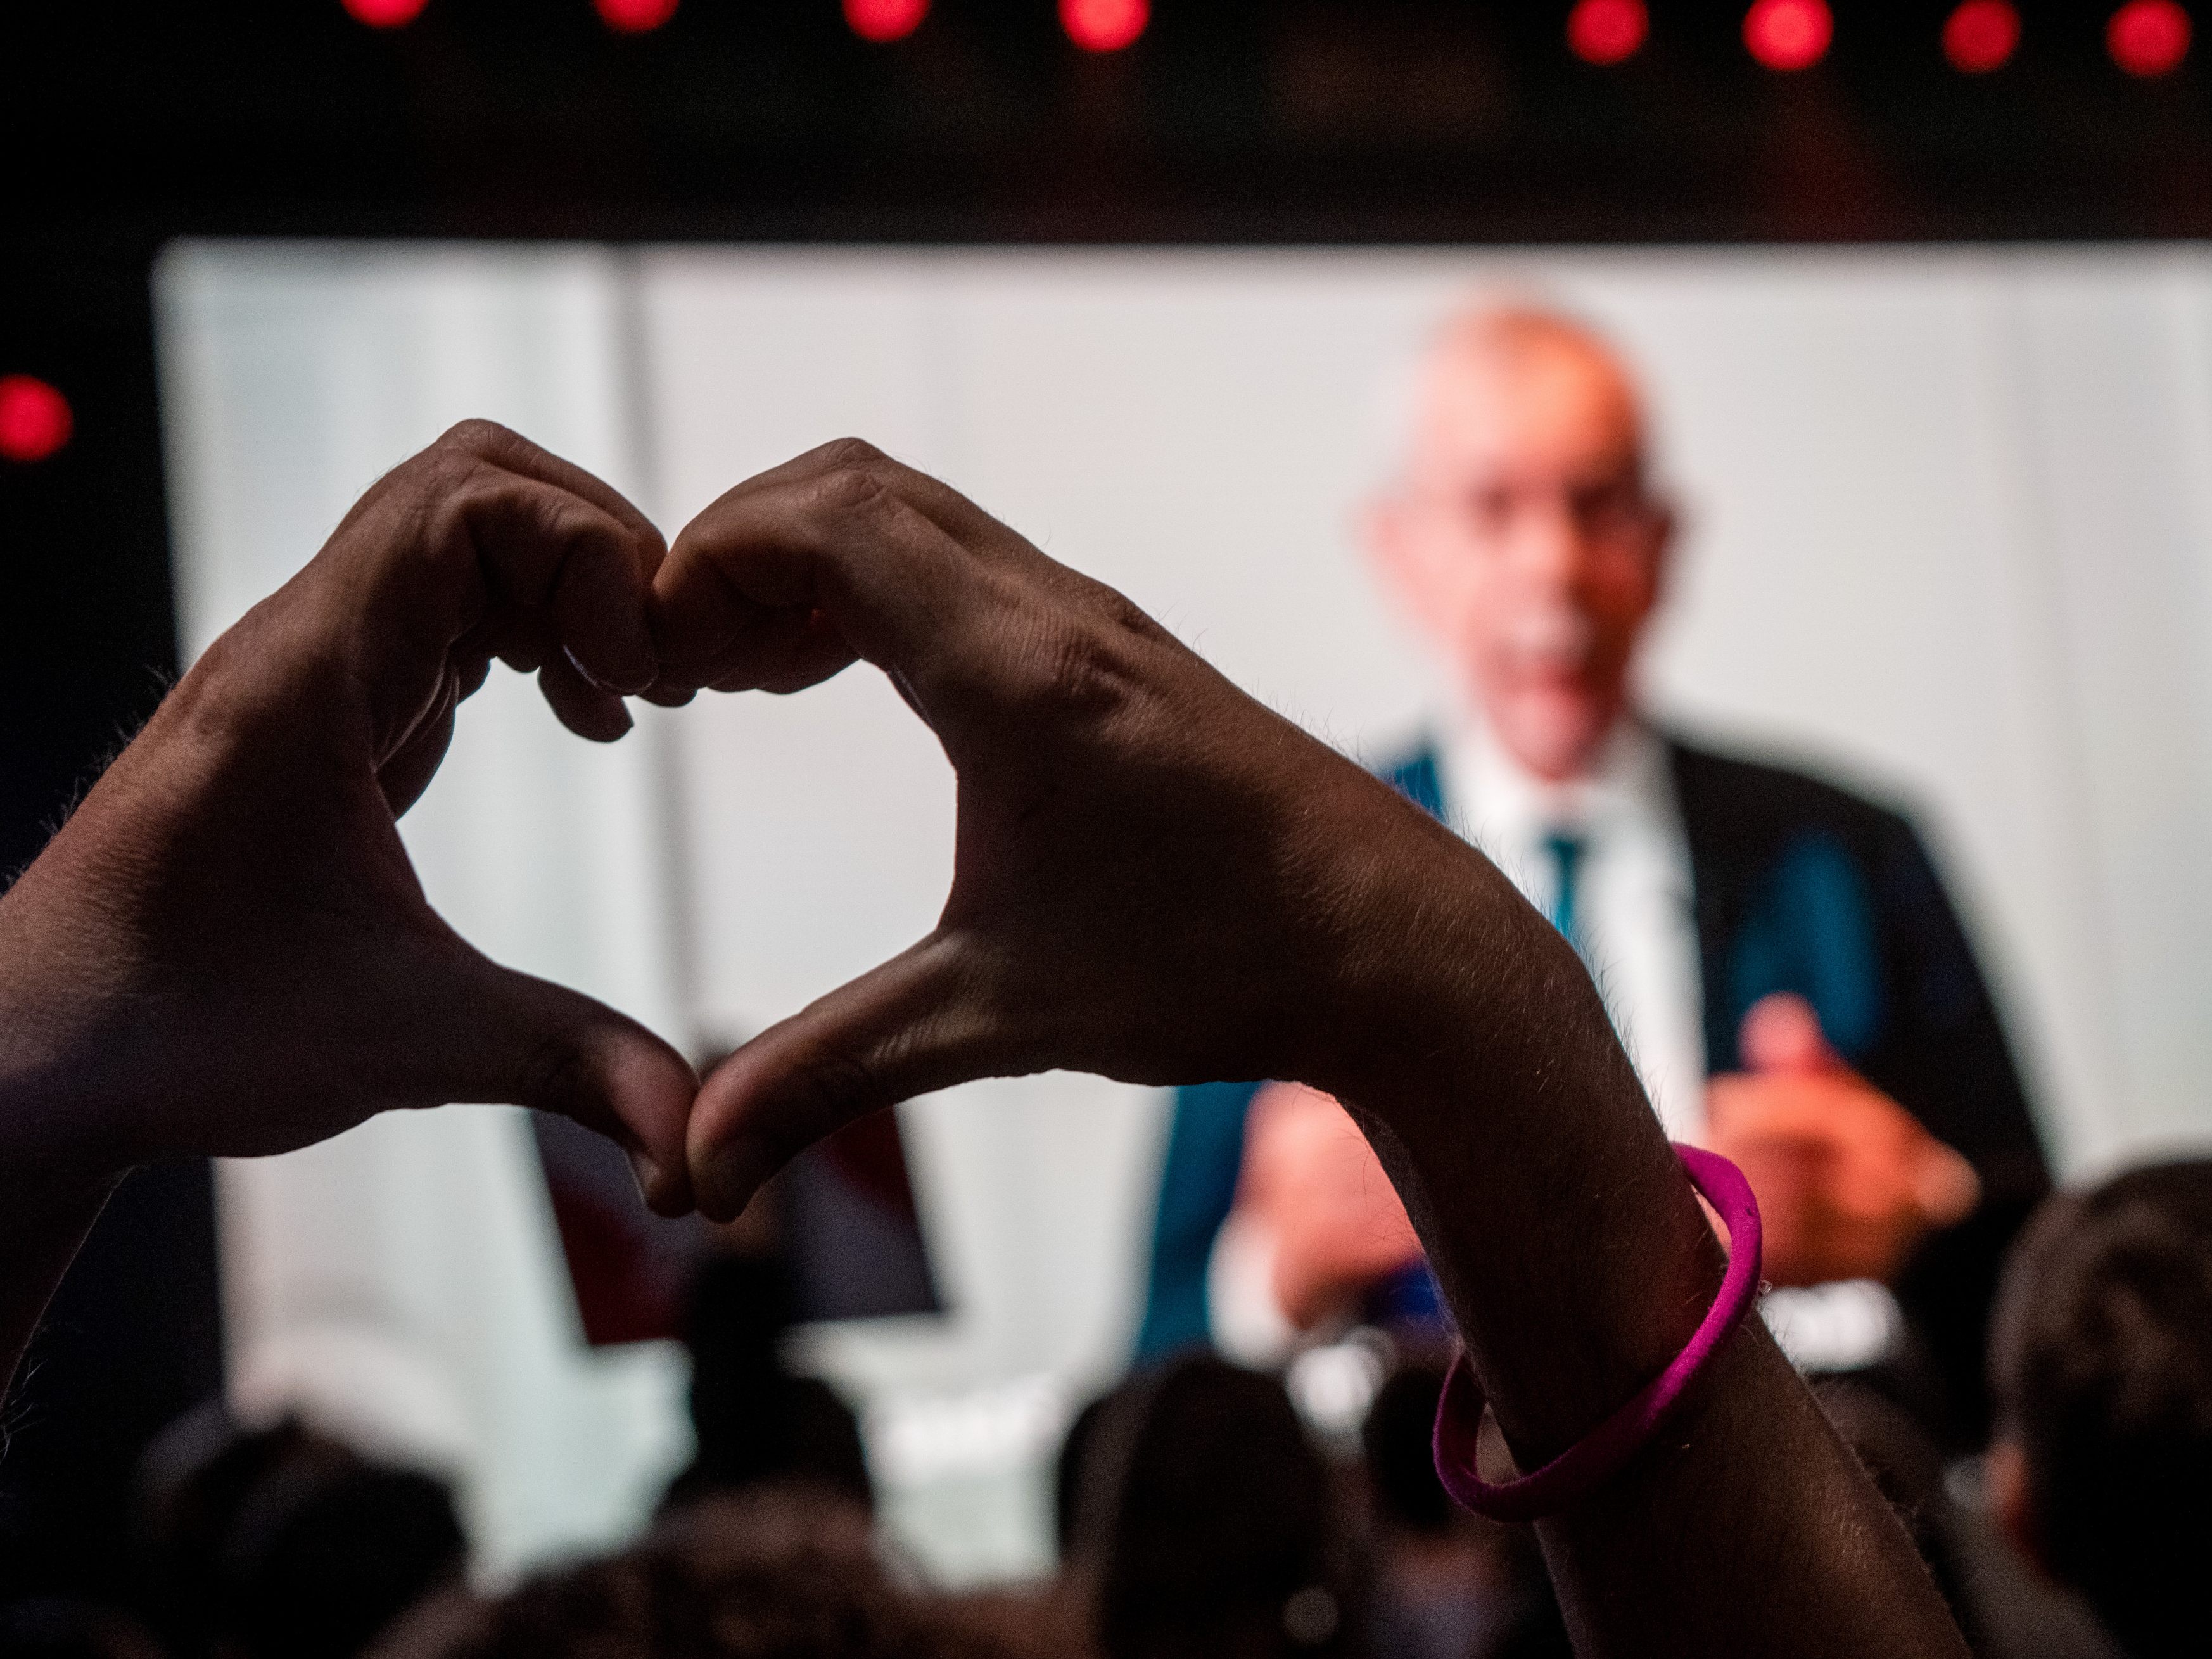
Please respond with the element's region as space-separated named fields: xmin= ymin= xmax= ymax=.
xmin=666 ymin=1255 xmax=874 ymax=1514
xmin=1359 ymin=1362 xmax=1453 ymax=1537
xmin=1064 ymin=1356 xmax=1359 ymax=1659
xmin=0 ymin=1600 xmax=168 ymax=1659
xmin=1053 ymin=1392 xmax=1112 ymax=1561
xmin=375 ymin=1487 xmax=1035 ymax=1659
xmin=137 ymin=1409 xmax=464 ymax=1659
xmin=1987 ymin=1160 xmax=2212 ymax=1659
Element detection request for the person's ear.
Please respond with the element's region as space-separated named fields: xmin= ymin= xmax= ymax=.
xmin=1361 ymin=490 xmax=1449 ymax=647
xmin=1361 ymin=492 xmax=1411 ymax=591
xmin=1986 ymin=1438 xmax=2052 ymax=1579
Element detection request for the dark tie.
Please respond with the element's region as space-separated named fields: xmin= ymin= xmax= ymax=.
xmin=1544 ymin=829 xmax=1587 ymax=959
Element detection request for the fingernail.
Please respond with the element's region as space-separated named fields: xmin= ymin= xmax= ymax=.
xmin=703 ymin=1138 xmax=772 ymax=1222
xmin=567 ymin=642 xmax=653 ymax=699
xmin=627 ymin=1149 xmax=665 ymax=1210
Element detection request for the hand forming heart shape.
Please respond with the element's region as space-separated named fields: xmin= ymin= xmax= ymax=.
xmin=649 ymin=439 xmax=1481 ymax=1219
xmin=0 ymin=423 xmax=701 ymax=1218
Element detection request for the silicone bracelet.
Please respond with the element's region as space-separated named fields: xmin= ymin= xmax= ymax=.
xmin=1430 ymin=1143 xmax=1763 ymax=1523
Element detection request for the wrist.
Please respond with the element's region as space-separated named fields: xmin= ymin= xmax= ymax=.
xmin=1290 ymin=775 xmax=1589 ymax=1119
xmin=0 ymin=761 xmax=186 ymax=1193
xmin=0 ymin=1020 xmax=134 ymax=1258
xmin=0 ymin=936 xmax=143 ymax=1209
xmin=0 ymin=1006 xmax=130 ymax=1390
xmin=1283 ymin=793 xmax=1731 ymax=1465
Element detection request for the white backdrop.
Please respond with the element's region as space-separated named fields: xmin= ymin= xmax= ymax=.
xmin=158 ymin=242 xmax=2212 ymax=1582
xmin=158 ymin=247 xmax=694 ymax=1577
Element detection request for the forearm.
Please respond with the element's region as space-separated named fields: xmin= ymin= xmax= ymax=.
xmin=1329 ymin=847 xmax=1966 ymax=1656
xmin=0 ymin=847 xmax=145 ymax=1394
xmin=0 ymin=1009 xmax=118 ymax=1395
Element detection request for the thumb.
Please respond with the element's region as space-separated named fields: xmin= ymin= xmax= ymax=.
xmin=1913 ymin=1140 xmax=1983 ymax=1227
xmin=428 ymin=952 xmax=701 ymax=1217
xmin=1738 ymin=991 xmax=1839 ymax=1076
xmin=689 ymin=932 xmax=994 ymax=1222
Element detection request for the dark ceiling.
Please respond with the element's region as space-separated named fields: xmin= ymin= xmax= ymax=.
xmin=10 ymin=0 xmax=2212 ymax=243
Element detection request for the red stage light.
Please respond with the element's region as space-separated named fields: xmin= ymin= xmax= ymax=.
xmin=1061 ymin=0 xmax=1148 ymax=53
xmin=1567 ymin=0 xmax=1648 ymax=66
xmin=2109 ymin=0 xmax=2191 ymax=77
xmin=595 ymin=0 xmax=677 ymax=33
xmin=1743 ymin=0 xmax=1832 ymax=71
xmin=1943 ymin=1 xmax=2020 ymax=72
xmin=342 ymin=0 xmax=428 ymax=27
xmin=0 ymin=376 xmax=73 ymax=464
xmin=846 ymin=0 xmax=927 ymax=43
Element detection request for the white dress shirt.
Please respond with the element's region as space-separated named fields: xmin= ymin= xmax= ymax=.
xmin=1436 ymin=711 xmax=1710 ymax=1142
xmin=1213 ymin=709 xmax=1714 ymax=1369
xmin=1438 ymin=711 xmax=1902 ymax=1371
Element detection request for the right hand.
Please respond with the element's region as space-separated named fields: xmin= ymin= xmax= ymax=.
xmin=656 ymin=445 xmax=1973 ymax=1659
xmin=1707 ymin=995 xmax=1979 ymax=1286
xmin=649 ymin=440 xmax=1545 ymax=1219
xmin=1240 ymin=1081 xmax=1423 ymax=1327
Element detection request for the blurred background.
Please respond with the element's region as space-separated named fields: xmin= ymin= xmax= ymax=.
xmin=6 ymin=0 xmax=2212 ymax=1638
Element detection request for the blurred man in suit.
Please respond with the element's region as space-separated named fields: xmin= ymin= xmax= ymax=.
xmin=1138 ymin=305 xmax=2050 ymax=1446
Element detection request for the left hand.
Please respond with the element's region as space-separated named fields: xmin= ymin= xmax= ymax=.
xmin=1706 ymin=995 xmax=1980 ymax=1287
xmin=0 ymin=421 xmax=700 ymax=1216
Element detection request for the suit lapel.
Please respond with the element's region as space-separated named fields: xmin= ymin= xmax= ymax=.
xmin=1667 ymin=738 xmax=1749 ymax=1076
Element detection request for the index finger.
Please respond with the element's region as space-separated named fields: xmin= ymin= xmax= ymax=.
xmin=448 ymin=419 xmax=663 ymax=548
xmin=443 ymin=422 xmax=668 ymax=695
xmin=315 ymin=423 xmax=666 ymax=758
xmin=651 ymin=440 xmax=991 ymax=697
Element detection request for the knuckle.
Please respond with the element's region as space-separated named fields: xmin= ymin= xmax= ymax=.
xmin=1007 ymin=571 xmax=1164 ymax=710
xmin=801 ymin=439 xmax=912 ymax=522
xmin=1101 ymin=585 xmax=1167 ymax=643
xmin=791 ymin=1045 xmax=883 ymax=1130
xmin=520 ymin=1037 xmax=601 ymax=1126
xmin=1013 ymin=609 xmax=1150 ymax=731
xmin=402 ymin=434 xmax=500 ymax=512
xmin=816 ymin=435 xmax=889 ymax=471
xmin=437 ymin=417 xmax=523 ymax=462
xmin=809 ymin=461 xmax=894 ymax=520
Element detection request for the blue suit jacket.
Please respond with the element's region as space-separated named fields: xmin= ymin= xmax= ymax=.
xmin=1133 ymin=734 xmax=2050 ymax=1443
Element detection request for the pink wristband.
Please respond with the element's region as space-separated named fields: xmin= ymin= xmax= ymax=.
xmin=1430 ymin=1143 xmax=1763 ymax=1523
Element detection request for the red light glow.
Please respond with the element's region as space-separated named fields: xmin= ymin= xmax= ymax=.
xmin=1943 ymin=1 xmax=2020 ymax=72
xmin=1743 ymin=0 xmax=1832 ymax=71
xmin=341 ymin=0 xmax=428 ymax=27
xmin=845 ymin=0 xmax=927 ymax=43
xmin=1061 ymin=0 xmax=1148 ymax=53
xmin=2109 ymin=0 xmax=2191 ymax=77
xmin=1567 ymin=0 xmax=1648 ymax=66
xmin=594 ymin=0 xmax=678 ymax=33
xmin=0 ymin=376 xmax=73 ymax=464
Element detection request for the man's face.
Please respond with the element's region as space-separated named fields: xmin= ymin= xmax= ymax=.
xmin=1370 ymin=325 xmax=1670 ymax=781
